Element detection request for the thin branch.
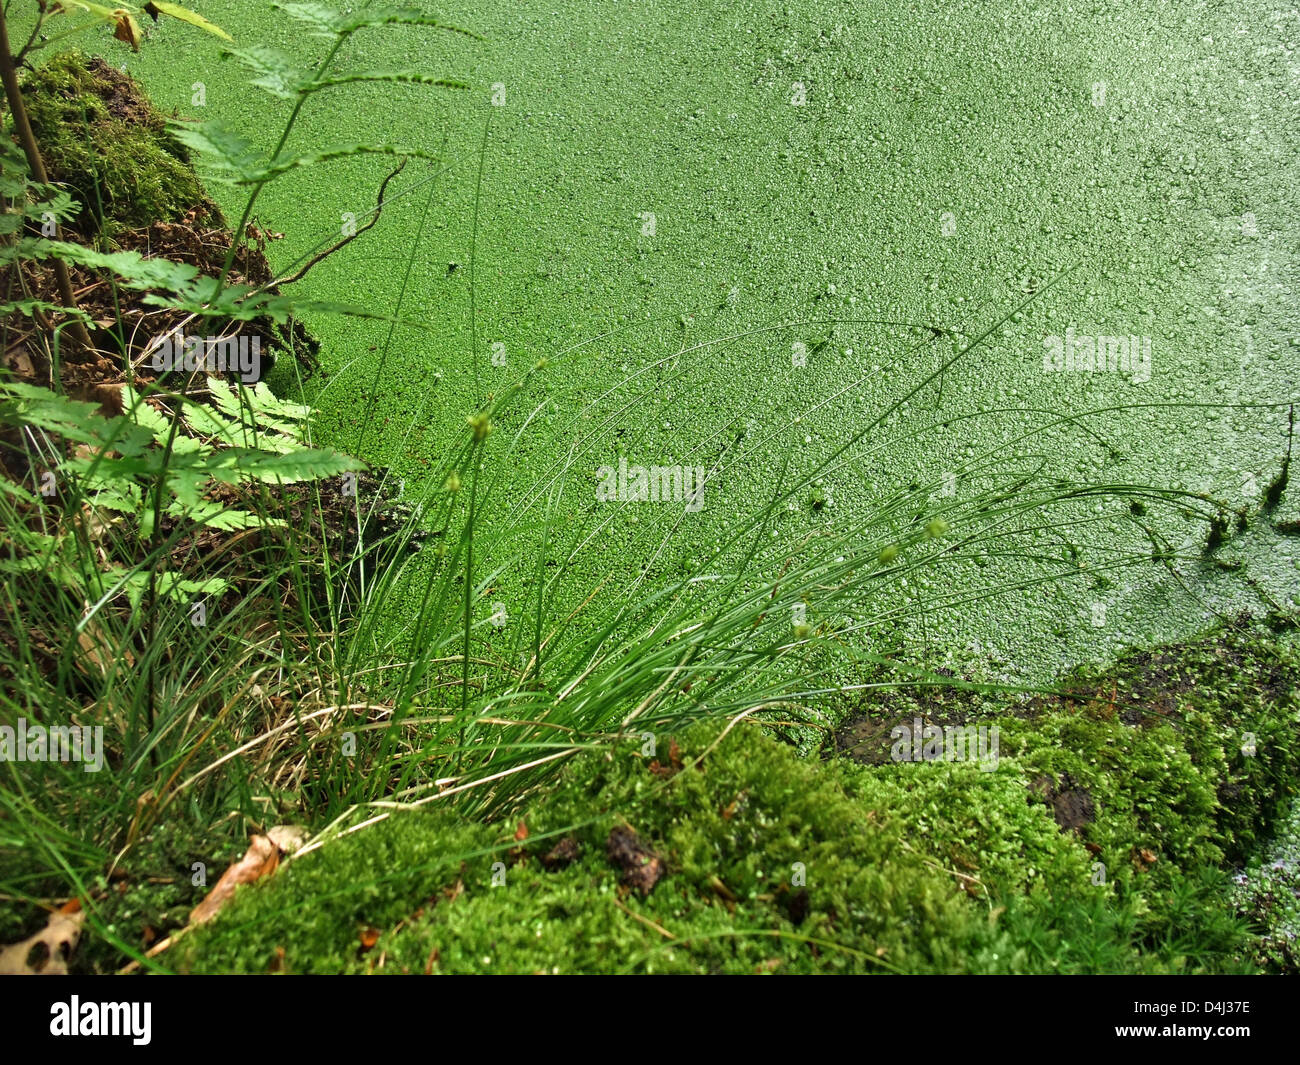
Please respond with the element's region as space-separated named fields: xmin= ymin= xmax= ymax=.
xmin=0 ymin=6 xmax=94 ymax=356
xmin=272 ymin=157 xmax=408 ymax=287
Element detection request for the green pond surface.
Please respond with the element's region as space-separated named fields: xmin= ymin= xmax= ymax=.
xmin=98 ymin=0 xmax=1298 ymax=680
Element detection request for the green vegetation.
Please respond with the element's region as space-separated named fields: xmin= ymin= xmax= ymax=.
xmin=98 ymin=0 xmax=1300 ymax=679
xmin=1 ymin=1 xmax=1297 ymax=976
xmin=169 ymin=627 xmax=1296 ymax=974
xmin=19 ymin=50 xmax=207 ymax=233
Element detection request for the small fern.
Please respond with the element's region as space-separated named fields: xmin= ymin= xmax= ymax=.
xmin=0 ymin=379 xmax=364 ymax=543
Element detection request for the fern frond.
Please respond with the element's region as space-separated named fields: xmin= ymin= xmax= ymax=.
xmin=142 ymin=2 xmax=234 ymax=42
xmin=167 ymin=120 xmax=265 ymax=183
xmin=314 ymin=71 xmax=470 ymax=93
xmin=219 ymin=44 xmax=309 ymax=99
xmin=272 ymin=2 xmax=482 ymax=40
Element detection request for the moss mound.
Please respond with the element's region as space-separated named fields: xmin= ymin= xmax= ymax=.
xmin=16 ymin=51 xmax=208 ymax=232
xmin=835 ymin=626 xmax=1300 ymax=972
xmin=176 ymin=721 xmax=994 ymax=974
xmin=172 ymin=626 xmax=1298 ymax=974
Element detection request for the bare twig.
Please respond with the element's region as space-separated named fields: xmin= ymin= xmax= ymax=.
xmin=272 ymin=158 xmax=409 ymax=287
xmin=0 ymin=6 xmax=95 ymax=356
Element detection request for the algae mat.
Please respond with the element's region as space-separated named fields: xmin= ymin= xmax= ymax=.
xmin=104 ymin=0 xmax=1298 ymax=675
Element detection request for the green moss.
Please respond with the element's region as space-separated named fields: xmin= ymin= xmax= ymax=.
xmin=847 ymin=626 xmax=1299 ymax=971
xmin=171 ymin=626 xmax=1295 ymax=974
xmin=1229 ymin=796 xmax=1300 ymax=972
xmin=176 ymin=721 xmax=997 ymax=974
xmin=1017 ymin=627 xmax=1300 ymax=875
xmin=837 ymin=759 xmax=1092 ymax=900
xmin=16 ymin=51 xmax=206 ymax=232
xmin=0 ymin=810 xmax=252 ymax=975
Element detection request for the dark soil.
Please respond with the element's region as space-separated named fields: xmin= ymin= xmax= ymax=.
xmin=606 ymin=825 xmax=665 ymax=897
xmin=1029 ymin=772 xmax=1096 ymax=832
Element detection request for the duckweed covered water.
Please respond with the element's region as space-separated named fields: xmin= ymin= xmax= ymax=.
xmin=103 ymin=0 xmax=1299 ymax=678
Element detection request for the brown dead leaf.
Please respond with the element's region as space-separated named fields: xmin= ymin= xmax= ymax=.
xmin=187 ymin=826 xmax=307 ymax=925
xmin=76 ymin=620 xmax=119 ymax=674
xmin=508 ymin=819 xmax=530 ymax=863
xmin=92 ymin=382 xmax=125 ymax=417
xmin=0 ymin=898 xmax=84 ymax=974
xmin=189 ymin=835 xmax=278 ymax=925
xmin=112 ymin=11 xmax=144 ymax=50
xmin=648 ymin=737 xmax=685 ymax=779
xmin=2 ymin=341 xmax=36 ymax=379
